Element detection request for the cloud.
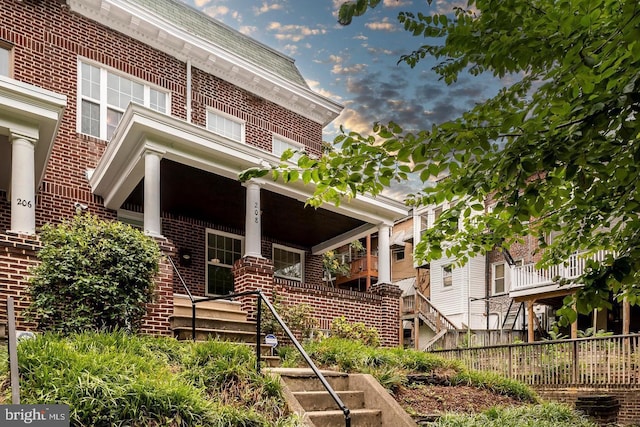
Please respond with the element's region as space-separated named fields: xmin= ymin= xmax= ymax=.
xmin=383 ymin=0 xmax=412 ymax=7
xmin=239 ymin=25 xmax=257 ymax=35
xmin=307 ymin=79 xmax=344 ymax=101
xmin=194 ymin=0 xmax=211 ymax=7
xmin=353 ymin=34 xmax=368 ymax=41
xmin=365 ymin=17 xmax=397 ymax=31
xmin=253 ymin=2 xmax=284 ymax=16
xmin=267 ymin=22 xmax=327 ymax=42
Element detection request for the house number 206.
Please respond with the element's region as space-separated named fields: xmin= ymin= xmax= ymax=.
xmin=17 ymin=198 xmax=33 ymax=208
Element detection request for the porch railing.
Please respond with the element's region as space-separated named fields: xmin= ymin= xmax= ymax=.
xmin=432 ymin=334 xmax=640 ymax=386
xmin=511 ymin=250 xmax=610 ymax=291
xmin=167 ymin=256 xmax=351 ymax=426
xmin=402 ymin=290 xmax=459 ymax=332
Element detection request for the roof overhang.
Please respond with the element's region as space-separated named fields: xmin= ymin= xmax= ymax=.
xmin=67 ymin=0 xmax=343 ymax=126
xmin=90 ymin=104 xmax=408 ymax=249
xmin=0 ymin=76 xmax=67 ymax=191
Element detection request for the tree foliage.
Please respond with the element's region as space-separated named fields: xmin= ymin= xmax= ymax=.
xmin=26 ymin=214 xmax=160 ymax=333
xmin=241 ymin=0 xmax=640 ymax=317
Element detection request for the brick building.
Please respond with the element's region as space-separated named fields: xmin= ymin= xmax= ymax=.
xmin=0 ymin=0 xmax=407 ymax=345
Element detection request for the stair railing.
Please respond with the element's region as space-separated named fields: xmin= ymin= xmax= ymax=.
xmin=415 ymin=290 xmax=459 ymax=331
xmin=166 ymin=258 xmax=351 ymax=426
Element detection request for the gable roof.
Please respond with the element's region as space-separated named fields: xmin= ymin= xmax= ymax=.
xmin=128 ymin=0 xmax=308 ymax=88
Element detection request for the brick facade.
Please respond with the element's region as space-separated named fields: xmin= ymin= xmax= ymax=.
xmin=0 ymin=0 xmax=402 ymax=343
xmin=535 ymin=386 xmax=640 ymax=426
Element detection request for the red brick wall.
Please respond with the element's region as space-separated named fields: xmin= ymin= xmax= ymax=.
xmin=536 ymin=386 xmax=640 ymax=426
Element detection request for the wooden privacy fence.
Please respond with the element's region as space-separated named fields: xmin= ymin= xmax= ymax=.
xmin=433 ymin=334 xmax=640 ymax=386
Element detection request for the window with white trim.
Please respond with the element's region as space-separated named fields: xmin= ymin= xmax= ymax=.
xmin=273 ymin=135 xmax=303 ymax=161
xmin=393 ymin=248 xmax=405 ymax=262
xmin=442 ymin=264 xmax=453 ymax=287
xmin=273 ymin=244 xmax=304 ymax=281
xmin=207 ymin=110 xmax=245 ymax=142
xmin=78 ymin=60 xmax=169 ymax=140
xmin=206 ymin=230 xmax=244 ymax=295
xmin=492 ymin=259 xmax=523 ymax=294
xmin=0 ymin=45 xmax=10 ymax=77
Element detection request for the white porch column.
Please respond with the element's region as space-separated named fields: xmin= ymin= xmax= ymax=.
xmin=9 ymin=132 xmax=37 ymax=235
xmin=243 ymin=180 xmax=263 ymax=258
xmin=143 ymin=148 xmax=163 ymax=237
xmin=377 ymin=223 xmax=391 ymax=284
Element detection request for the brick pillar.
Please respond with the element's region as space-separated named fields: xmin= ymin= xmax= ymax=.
xmin=371 ymin=282 xmax=402 ymax=347
xmin=232 ymin=256 xmax=274 ymax=320
xmin=0 ymin=233 xmax=41 ymax=334
xmin=140 ymin=238 xmax=174 ymax=336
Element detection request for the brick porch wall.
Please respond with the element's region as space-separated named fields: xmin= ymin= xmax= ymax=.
xmin=0 ymin=232 xmax=174 ymax=336
xmin=535 ymin=386 xmax=640 ymax=426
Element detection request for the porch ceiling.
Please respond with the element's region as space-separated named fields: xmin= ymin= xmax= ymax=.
xmin=124 ymin=160 xmax=366 ymax=248
xmin=91 ymin=104 xmax=408 ymax=251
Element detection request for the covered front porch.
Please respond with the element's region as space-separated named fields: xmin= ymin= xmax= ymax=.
xmin=88 ymin=103 xmax=408 ymax=344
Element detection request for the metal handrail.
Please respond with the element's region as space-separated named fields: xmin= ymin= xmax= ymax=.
xmin=166 ymin=258 xmax=350 ymax=426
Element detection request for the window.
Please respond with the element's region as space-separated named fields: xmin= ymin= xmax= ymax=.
xmin=0 ymin=45 xmax=10 ymax=77
xmin=117 ymin=209 xmax=144 ymax=230
xmin=492 ymin=260 xmax=523 ymax=294
xmin=493 ymin=262 xmax=506 ymax=294
xmin=206 ymin=230 xmax=243 ymax=295
xmin=393 ymin=249 xmax=405 ymax=262
xmin=273 ymin=244 xmax=304 ymax=281
xmin=442 ymin=264 xmax=453 ymax=287
xmin=273 ymin=135 xmax=303 ymax=161
xmin=78 ymin=61 xmax=169 ymax=140
xmin=207 ymin=110 xmax=244 ymax=142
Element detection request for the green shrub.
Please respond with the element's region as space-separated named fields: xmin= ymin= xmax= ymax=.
xmin=26 ymin=214 xmax=160 ymax=333
xmin=432 ymin=403 xmax=596 ymax=427
xmin=451 ymin=371 xmax=538 ymax=403
xmin=329 ymin=316 xmax=380 ymax=347
xmin=261 ymin=292 xmax=319 ymax=339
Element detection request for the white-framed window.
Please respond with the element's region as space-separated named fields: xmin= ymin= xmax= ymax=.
xmin=206 ymin=229 xmax=244 ymax=295
xmin=207 ymin=110 xmax=245 ymax=143
xmin=78 ymin=60 xmax=169 ymax=140
xmin=442 ymin=264 xmax=453 ymax=287
xmin=273 ymin=135 xmax=303 ymax=161
xmin=393 ymin=248 xmax=405 ymax=262
xmin=492 ymin=262 xmax=507 ymax=294
xmin=273 ymin=244 xmax=304 ymax=281
xmin=492 ymin=259 xmax=523 ymax=294
xmin=0 ymin=44 xmax=11 ymax=77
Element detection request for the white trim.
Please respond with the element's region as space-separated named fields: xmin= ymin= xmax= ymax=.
xmin=117 ymin=209 xmax=144 ymax=229
xmin=76 ymin=58 xmax=170 ymax=140
xmin=272 ymin=243 xmax=304 ymax=282
xmin=272 ymin=133 xmax=304 ymax=161
xmin=492 ymin=262 xmax=507 ymax=295
xmin=205 ymin=228 xmax=244 ymax=296
xmin=0 ymin=44 xmax=11 ymax=77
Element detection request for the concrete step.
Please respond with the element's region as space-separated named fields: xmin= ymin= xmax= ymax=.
xmin=293 ymin=390 xmax=365 ymax=411
xmin=173 ymin=326 xmax=262 ymax=343
xmin=307 ymin=409 xmax=381 ymax=427
xmin=173 ymin=294 xmax=247 ymax=322
xmin=276 ymin=370 xmax=350 ymax=392
xmin=170 ymin=315 xmax=257 ymax=332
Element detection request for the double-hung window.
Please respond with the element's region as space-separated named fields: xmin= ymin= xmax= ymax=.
xmin=207 ymin=110 xmax=244 ymax=142
xmin=493 ymin=262 xmax=506 ymax=294
xmin=273 ymin=135 xmax=303 ymax=161
xmin=206 ymin=230 xmax=244 ymax=295
xmin=273 ymin=244 xmax=304 ymax=281
xmin=0 ymin=45 xmax=11 ymax=77
xmin=78 ymin=61 xmax=169 ymax=140
xmin=442 ymin=264 xmax=453 ymax=287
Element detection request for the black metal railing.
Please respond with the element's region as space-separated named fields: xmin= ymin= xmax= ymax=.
xmin=167 ymin=257 xmax=351 ymax=427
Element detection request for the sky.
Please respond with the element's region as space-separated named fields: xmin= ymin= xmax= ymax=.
xmin=180 ymin=0 xmax=504 ymax=200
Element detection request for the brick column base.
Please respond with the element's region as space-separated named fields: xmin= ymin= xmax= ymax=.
xmin=140 ymin=238 xmax=174 ymax=336
xmin=232 ymin=256 xmax=274 ymax=320
xmin=371 ymin=282 xmax=403 ymax=347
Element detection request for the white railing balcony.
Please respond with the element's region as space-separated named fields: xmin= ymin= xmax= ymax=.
xmin=510 ymin=250 xmax=611 ymax=294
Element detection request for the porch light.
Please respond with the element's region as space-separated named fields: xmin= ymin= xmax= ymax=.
xmin=178 ymin=248 xmax=192 ymax=267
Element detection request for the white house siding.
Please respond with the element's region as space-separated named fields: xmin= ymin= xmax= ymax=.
xmin=429 ymin=254 xmax=486 ymax=329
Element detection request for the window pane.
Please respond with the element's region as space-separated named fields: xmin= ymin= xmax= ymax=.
xmin=81 ymin=100 xmax=100 ymax=137
xmin=150 ymin=89 xmax=166 ymax=113
xmin=207 ymin=264 xmax=234 ymax=295
xmin=0 ymin=47 xmax=9 ymax=76
xmin=82 ymin=62 xmax=100 ymax=99
xmin=107 ymin=108 xmax=123 ymax=140
xmin=495 ymin=278 xmax=505 ymax=294
xmin=208 ymin=112 xmax=243 ymax=142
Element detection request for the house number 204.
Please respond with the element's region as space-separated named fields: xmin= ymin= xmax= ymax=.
xmin=17 ymin=198 xmax=33 ymax=208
